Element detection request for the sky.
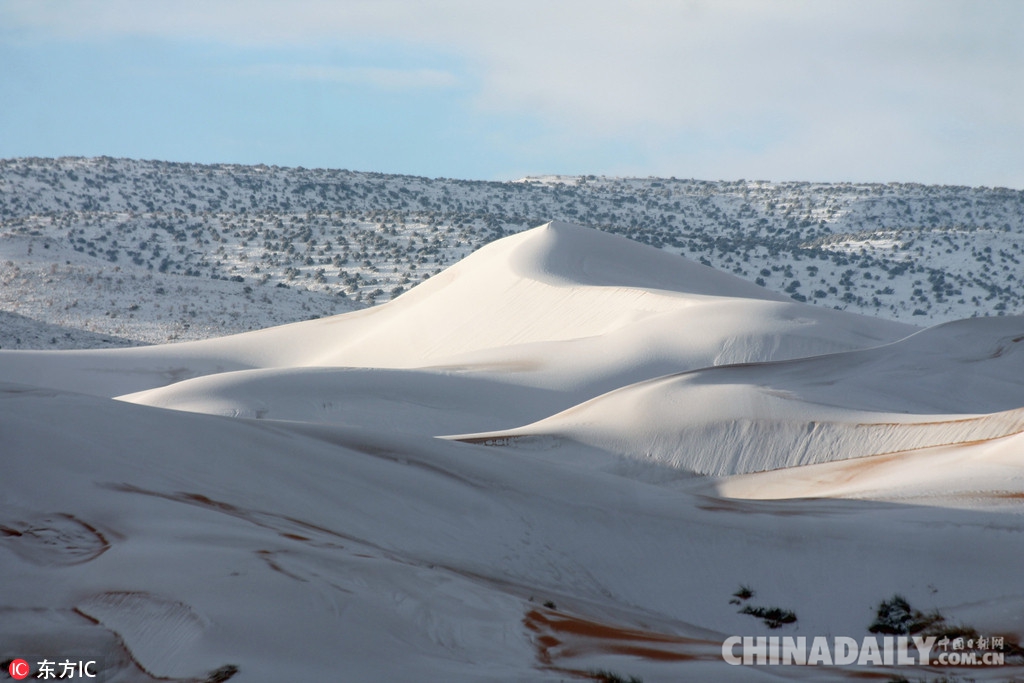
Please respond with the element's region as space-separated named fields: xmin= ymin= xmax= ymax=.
xmin=1 ymin=0 xmax=1022 ymax=187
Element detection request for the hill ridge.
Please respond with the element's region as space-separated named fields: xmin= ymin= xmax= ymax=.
xmin=2 ymin=157 xmax=1023 ymax=347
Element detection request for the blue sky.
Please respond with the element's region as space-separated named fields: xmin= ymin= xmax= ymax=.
xmin=2 ymin=0 xmax=1022 ymax=187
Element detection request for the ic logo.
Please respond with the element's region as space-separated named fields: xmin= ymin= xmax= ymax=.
xmin=8 ymin=659 xmax=30 ymax=680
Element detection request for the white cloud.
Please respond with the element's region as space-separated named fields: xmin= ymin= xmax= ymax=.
xmin=4 ymin=0 xmax=1022 ymax=185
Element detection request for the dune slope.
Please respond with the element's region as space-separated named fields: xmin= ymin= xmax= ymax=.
xmin=453 ymin=315 xmax=1024 ymax=476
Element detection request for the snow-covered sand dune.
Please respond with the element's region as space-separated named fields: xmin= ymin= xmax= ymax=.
xmin=3 ymin=222 xmax=1023 ymax=681
xmin=0 ymin=222 xmax=912 ymax=397
xmin=453 ymin=315 xmax=1024 ymax=476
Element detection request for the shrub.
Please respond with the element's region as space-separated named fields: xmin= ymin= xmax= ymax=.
xmin=869 ymin=595 xmax=943 ymax=635
xmin=739 ymin=605 xmax=798 ymax=629
xmin=730 ymin=585 xmax=755 ymax=604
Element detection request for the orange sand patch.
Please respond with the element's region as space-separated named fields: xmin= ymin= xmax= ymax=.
xmin=524 ymin=606 xmax=719 ymax=671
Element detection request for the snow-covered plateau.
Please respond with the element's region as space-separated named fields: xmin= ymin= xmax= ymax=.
xmin=2 ymin=160 xmax=1024 ymax=682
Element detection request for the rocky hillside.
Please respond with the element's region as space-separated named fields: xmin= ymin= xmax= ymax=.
xmin=1 ymin=157 xmax=1021 ymax=347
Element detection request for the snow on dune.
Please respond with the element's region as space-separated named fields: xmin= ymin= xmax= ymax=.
xmin=0 ymin=222 xmax=913 ymax=401
xmin=717 ymin=429 xmax=1024 ymax=504
xmin=110 ymin=223 xmax=926 ymax=445
xmin=3 ymin=221 xmax=1024 ymax=680
xmin=294 ymin=221 xmax=911 ymax=381
xmin=120 ymin=367 xmax=566 ymax=435
xmin=454 ymin=315 xmax=1024 ymax=476
xmin=456 ymin=391 xmax=1024 ymax=477
xmin=118 ymin=291 xmax=914 ymax=430
xmin=5 ymin=382 xmax=1024 ymax=681
xmin=492 ymin=219 xmax=786 ymax=298
xmin=687 ymin=315 xmax=1024 ymax=415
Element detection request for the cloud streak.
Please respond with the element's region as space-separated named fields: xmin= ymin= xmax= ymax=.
xmin=237 ymin=64 xmax=459 ymax=90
